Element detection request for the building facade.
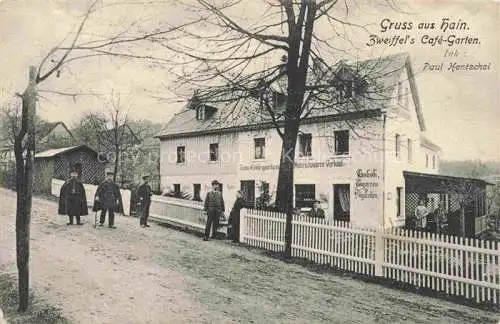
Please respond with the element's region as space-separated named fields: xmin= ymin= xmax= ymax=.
xmin=157 ymin=53 xmax=458 ymax=230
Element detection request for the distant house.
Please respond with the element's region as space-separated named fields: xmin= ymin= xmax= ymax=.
xmin=34 ymin=145 xmax=106 ymax=194
xmin=36 ymin=121 xmax=74 ymax=152
xmin=0 ymin=121 xmax=74 ymax=167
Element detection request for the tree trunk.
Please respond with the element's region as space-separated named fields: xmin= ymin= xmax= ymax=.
xmin=113 ymin=146 xmax=120 ymax=183
xmin=275 ymin=119 xmax=299 ymax=259
xmin=14 ymin=66 xmax=37 ymax=312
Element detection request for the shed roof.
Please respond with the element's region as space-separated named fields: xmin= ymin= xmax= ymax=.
xmin=34 ymin=145 xmax=97 ymax=159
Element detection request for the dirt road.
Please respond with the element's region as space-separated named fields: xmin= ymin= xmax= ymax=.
xmin=0 ymin=188 xmax=498 ymax=324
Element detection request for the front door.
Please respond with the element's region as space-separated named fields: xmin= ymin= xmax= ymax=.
xmin=240 ymin=180 xmax=255 ymax=208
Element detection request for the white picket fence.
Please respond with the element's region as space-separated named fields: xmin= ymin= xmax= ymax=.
xmin=240 ymin=209 xmax=500 ymax=305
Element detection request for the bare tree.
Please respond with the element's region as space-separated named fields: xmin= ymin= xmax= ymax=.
xmin=76 ymin=94 xmax=150 ymax=183
xmin=10 ymin=0 xmax=192 ymax=311
xmin=155 ymin=0 xmax=401 ymax=258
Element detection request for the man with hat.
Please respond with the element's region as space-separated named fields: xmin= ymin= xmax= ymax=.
xmin=137 ymin=174 xmax=153 ymax=228
xmin=203 ymin=180 xmax=225 ymax=241
xmin=309 ymin=199 xmax=325 ymax=219
xmin=93 ymin=171 xmax=123 ymax=228
xmin=58 ymin=168 xmax=88 ymax=225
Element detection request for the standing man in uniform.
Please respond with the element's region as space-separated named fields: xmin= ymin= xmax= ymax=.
xmin=58 ymin=168 xmax=88 ymax=225
xmin=203 ymin=180 xmax=225 ymax=241
xmin=137 ymin=174 xmax=153 ymax=228
xmin=93 ymin=171 xmax=123 ymax=229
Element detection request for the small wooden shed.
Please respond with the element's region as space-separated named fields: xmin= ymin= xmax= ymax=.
xmin=34 ymin=145 xmax=106 ymax=193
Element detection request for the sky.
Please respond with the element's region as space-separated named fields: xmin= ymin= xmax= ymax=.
xmin=0 ymin=0 xmax=498 ymax=162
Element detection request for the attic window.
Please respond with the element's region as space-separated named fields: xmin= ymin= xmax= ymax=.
xmin=334 ymin=79 xmax=362 ymax=100
xmin=403 ymin=86 xmax=409 ymax=109
xmin=397 ymin=81 xmax=403 ymax=105
xmin=272 ymin=91 xmax=287 ymax=107
xmin=196 ymin=106 xmax=205 ymax=120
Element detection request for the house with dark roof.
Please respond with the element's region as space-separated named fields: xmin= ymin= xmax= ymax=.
xmin=156 ymin=53 xmax=490 ymax=236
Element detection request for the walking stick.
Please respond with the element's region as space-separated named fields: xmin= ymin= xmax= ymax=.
xmin=94 ymin=210 xmax=97 ymax=228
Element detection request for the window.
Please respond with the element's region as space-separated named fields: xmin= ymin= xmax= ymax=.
xmin=254 ymin=138 xmax=265 ymax=159
xmin=397 ymin=81 xmax=403 ymax=105
xmin=295 ymin=184 xmax=315 ymax=208
xmin=425 ymin=154 xmax=429 ymax=168
xmin=240 ymin=180 xmax=256 ymax=208
xmin=432 ymin=155 xmax=436 ymax=169
xmin=333 ymin=184 xmax=350 ymax=221
xmin=257 ymin=181 xmax=271 ymax=209
xmin=193 ymin=184 xmax=202 ymax=201
xmin=345 ymin=80 xmax=354 ymax=98
xmin=335 ymin=80 xmax=356 ymax=99
xmin=407 ymin=139 xmax=412 ymax=163
xmin=272 ymin=92 xmax=286 ymax=107
xmin=396 ymin=187 xmax=403 ymax=217
xmin=334 ymin=130 xmax=349 ymax=155
xmin=196 ymin=106 xmax=205 ymax=120
xmin=395 ymin=134 xmax=401 ymax=158
xmin=209 ymin=143 xmax=219 ymax=161
xmin=299 ymin=133 xmax=312 ymax=157
xmin=176 ymin=146 xmax=186 ymax=163
xmin=173 ymin=184 xmax=181 ymax=197
xmin=403 ymin=86 xmax=409 ymax=109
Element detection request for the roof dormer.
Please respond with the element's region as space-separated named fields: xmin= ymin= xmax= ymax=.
xmin=195 ymin=104 xmax=217 ymax=121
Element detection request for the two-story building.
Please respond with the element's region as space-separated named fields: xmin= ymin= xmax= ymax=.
xmin=156 ymin=53 xmax=489 ymax=235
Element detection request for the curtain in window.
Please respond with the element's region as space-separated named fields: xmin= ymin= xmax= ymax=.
xmin=338 ymin=187 xmax=350 ymax=213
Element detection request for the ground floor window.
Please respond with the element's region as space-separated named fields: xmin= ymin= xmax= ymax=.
xmin=295 ymin=184 xmax=315 ymax=208
xmin=240 ymin=180 xmax=256 ymax=208
xmin=257 ymin=181 xmax=271 ymax=209
xmin=193 ymin=184 xmax=202 ymax=201
xmin=396 ymin=187 xmax=402 ymax=217
xmin=333 ymin=184 xmax=350 ymax=221
xmin=173 ymin=184 xmax=181 ymax=197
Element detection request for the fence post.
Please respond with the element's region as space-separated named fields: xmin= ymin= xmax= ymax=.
xmin=374 ymin=227 xmax=384 ymax=277
xmin=240 ymin=208 xmax=247 ymax=243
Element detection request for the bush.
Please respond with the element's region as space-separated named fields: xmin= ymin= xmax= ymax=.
xmin=0 ymin=165 xmax=16 ymax=190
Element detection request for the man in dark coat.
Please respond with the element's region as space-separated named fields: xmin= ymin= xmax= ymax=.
xmin=228 ymin=190 xmax=245 ymax=243
xmin=309 ymin=200 xmax=325 ymax=219
xmin=93 ymin=171 xmax=123 ymax=229
xmin=137 ymin=174 xmax=153 ymax=228
xmin=203 ymin=180 xmax=225 ymax=241
xmin=58 ymin=169 xmax=88 ymax=225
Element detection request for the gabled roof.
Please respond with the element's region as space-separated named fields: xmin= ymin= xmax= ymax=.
xmin=34 ymin=145 xmax=97 ymax=159
xmin=157 ymin=52 xmax=425 ymax=139
xmin=37 ymin=121 xmax=74 ymax=140
xmin=100 ymin=124 xmax=141 ymax=144
xmin=420 ymin=135 xmax=441 ymax=151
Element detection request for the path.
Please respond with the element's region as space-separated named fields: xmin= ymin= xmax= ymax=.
xmin=0 ymin=189 xmax=498 ymax=324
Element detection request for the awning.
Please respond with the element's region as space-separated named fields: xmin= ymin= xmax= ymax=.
xmin=403 ymin=171 xmax=492 ymax=194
